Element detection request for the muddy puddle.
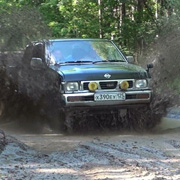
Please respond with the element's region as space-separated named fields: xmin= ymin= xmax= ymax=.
xmin=156 ymin=107 xmax=180 ymax=131
xmin=1 ymin=113 xmax=180 ymax=154
xmin=156 ymin=117 xmax=180 ymax=131
xmin=1 ymin=115 xmax=180 ymax=179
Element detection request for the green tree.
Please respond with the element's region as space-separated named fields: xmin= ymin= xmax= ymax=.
xmin=0 ymin=1 xmax=50 ymax=51
xmin=2 ymin=0 xmax=180 ymax=56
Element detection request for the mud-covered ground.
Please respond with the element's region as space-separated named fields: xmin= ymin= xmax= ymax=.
xmin=1 ymin=114 xmax=180 ymax=180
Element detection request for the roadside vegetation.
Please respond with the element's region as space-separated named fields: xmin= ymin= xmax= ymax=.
xmin=0 ymin=0 xmax=180 ymax=54
xmin=0 ymin=0 xmax=179 ymax=56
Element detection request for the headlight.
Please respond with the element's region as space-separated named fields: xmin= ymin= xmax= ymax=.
xmin=135 ymin=80 xmax=147 ymax=88
xmin=66 ymin=82 xmax=78 ymax=91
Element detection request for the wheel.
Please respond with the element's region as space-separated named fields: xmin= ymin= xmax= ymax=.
xmin=128 ymin=105 xmax=163 ymax=131
xmin=63 ymin=109 xmax=88 ymax=133
xmin=47 ymin=109 xmax=67 ymax=132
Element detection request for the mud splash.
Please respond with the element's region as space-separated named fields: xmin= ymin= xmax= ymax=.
xmin=139 ymin=30 xmax=180 ymax=107
xmin=1 ymin=29 xmax=180 ymax=133
xmin=0 ymin=59 xmax=170 ymax=133
xmin=63 ymin=94 xmax=169 ymax=133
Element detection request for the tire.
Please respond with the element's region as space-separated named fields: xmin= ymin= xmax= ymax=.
xmin=47 ymin=109 xmax=67 ymax=132
xmin=128 ymin=105 xmax=162 ymax=131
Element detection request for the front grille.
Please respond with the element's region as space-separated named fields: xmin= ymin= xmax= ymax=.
xmin=100 ymin=81 xmax=117 ymax=89
xmin=83 ymin=83 xmax=89 ymax=90
xmin=83 ymin=80 xmax=133 ymax=90
xmin=127 ymin=81 xmax=133 ymax=88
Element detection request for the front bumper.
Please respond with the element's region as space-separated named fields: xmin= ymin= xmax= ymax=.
xmin=62 ymin=90 xmax=152 ymax=107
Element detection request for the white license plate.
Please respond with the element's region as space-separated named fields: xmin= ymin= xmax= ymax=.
xmin=94 ymin=92 xmax=125 ymax=101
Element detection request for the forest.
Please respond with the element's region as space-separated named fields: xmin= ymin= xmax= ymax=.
xmin=0 ymin=0 xmax=180 ymax=56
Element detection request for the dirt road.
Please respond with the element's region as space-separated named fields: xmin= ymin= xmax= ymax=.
xmin=1 ymin=116 xmax=180 ymax=180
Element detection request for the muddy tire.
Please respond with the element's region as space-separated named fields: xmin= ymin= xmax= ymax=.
xmin=128 ymin=105 xmax=165 ymax=131
xmin=47 ymin=109 xmax=66 ymax=132
xmin=62 ymin=111 xmax=86 ymax=133
xmin=63 ymin=109 xmax=99 ymax=133
xmin=63 ymin=109 xmax=130 ymax=133
xmin=48 ymin=110 xmax=82 ymax=133
xmin=128 ymin=106 xmax=155 ymax=131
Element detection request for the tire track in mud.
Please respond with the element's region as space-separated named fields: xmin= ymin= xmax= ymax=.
xmin=0 ymin=138 xmax=152 ymax=180
xmin=50 ymin=137 xmax=180 ymax=178
xmin=1 ymin=129 xmax=180 ymax=179
xmin=1 ymin=111 xmax=180 ymax=179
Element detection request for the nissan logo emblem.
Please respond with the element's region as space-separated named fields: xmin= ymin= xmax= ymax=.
xmin=104 ymin=73 xmax=111 ymax=79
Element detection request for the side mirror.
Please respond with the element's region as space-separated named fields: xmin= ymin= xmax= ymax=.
xmin=147 ymin=63 xmax=153 ymax=72
xmin=126 ymin=56 xmax=135 ymax=63
xmin=30 ymin=57 xmax=45 ymax=70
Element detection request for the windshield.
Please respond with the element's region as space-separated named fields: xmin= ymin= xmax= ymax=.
xmin=46 ymin=40 xmax=126 ymax=64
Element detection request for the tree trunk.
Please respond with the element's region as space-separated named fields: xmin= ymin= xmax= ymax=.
xmin=98 ymin=0 xmax=103 ymax=38
xmin=137 ymin=0 xmax=144 ymax=23
xmin=122 ymin=3 xmax=126 ymax=46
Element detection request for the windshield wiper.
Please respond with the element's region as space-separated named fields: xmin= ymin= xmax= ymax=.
xmin=64 ymin=60 xmax=93 ymax=64
xmin=109 ymin=59 xmax=125 ymax=62
xmin=54 ymin=60 xmax=93 ymax=65
xmin=93 ymin=60 xmax=125 ymax=64
xmin=54 ymin=60 xmax=125 ymax=65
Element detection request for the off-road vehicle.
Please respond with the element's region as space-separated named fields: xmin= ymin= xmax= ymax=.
xmin=22 ymin=39 xmax=153 ymax=131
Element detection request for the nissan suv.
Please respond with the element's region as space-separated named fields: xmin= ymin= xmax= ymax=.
xmin=22 ymin=39 xmax=153 ymax=131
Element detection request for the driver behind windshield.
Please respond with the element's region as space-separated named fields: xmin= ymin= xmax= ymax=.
xmin=65 ymin=43 xmax=101 ymax=62
xmin=48 ymin=40 xmax=125 ymax=64
xmin=50 ymin=49 xmax=64 ymax=64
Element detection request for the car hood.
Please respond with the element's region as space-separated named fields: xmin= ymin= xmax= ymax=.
xmin=51 ymin=62 xmax=149 ymax=81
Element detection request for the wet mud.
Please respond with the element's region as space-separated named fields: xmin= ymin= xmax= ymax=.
xmin=0 ymin=61 xmax=171 ymax=134
xmin=1 ymin=121 xmax=180 ymax=179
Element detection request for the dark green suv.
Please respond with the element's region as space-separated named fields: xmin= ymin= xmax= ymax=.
xmin=23 ymin=39 xmax=153 ymax=131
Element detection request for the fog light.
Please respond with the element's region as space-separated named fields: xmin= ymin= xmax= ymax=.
xmin=120 ymin=81 xmax=129 ymax=90
xmin=88 ymin=82 xmax=98 ymax=91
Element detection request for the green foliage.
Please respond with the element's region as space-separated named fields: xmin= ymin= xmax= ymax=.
xmin=0 ymin=1 xmax=50 ymax=51
xmin=1 ymin=0 xmax=180 ymax=54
